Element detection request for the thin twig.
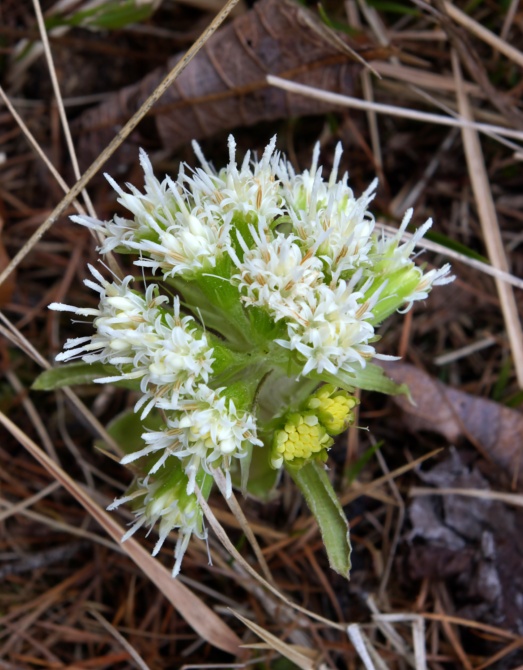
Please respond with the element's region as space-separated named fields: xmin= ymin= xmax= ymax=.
xmin=0 ymin=0 xmax=241 ymax=289
xmin=0 ymin=86 xmax=85 ymax=215
xmin=4 ymin=369 xmax=60 ymax=463
xmin=31 ymin=0 xmax=95 ymax=217
xmin=500 ymin=0 xmax=520 ymax=42
xmin=0 ymin=481 xmax=60 ymax=524
xmin=443 ymin=1 xmax=523 ymax=69
xmin=409 ymin=486 xmax=523 ymax=508
xmin=88 ymin=609 xmax=151 ymax=670
xmin=193 ymin=483 xmax=347 ymax=631
xmin=211 ymin=467 xmax=275 ymax=585
xmin=266 ymin=75 xmax=523 ymax=143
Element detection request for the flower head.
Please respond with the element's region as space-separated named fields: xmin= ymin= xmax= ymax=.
xmin=275 ymin=278 xmax=378 ymax=376
xmin=108 ymin=462 xmax=207 ymax=577
xmin=187 ymin=135 xmax=284 ymax=224
xmin=50 ymin=265 xmax=215 ymax=416
xmin=271 ymin=412 xmax=333 ymax=469
xmin=229 ymin=222 xmax=323 ymax=316
xmin=307 ymin=384 xmax=358 ymax=435
xmin=120 ymin=385 xmax=262 ymax=498
xmin=49 ymin=134 xmax=454 ymax=579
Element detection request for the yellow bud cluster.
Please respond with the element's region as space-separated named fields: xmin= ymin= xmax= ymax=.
xmin=307 ymin=385 xmax=358 ymax=435
xmin=271 ymin=413 xmax=333 ymax=468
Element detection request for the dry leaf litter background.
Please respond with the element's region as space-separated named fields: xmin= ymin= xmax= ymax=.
xmin=0 ymin=0 xmax=523 ymax=668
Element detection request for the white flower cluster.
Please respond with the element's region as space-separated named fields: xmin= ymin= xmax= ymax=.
xmin=278 ymin=142 xmax=378 ymax=277
xmin=53 ymin=136 xmax=453 ymax=576
xmin=72 ymin=137 xmax=451 ymax=380
xmin=51 ymin=265 xmax=213 ymax=409
xmin=51 ymin=261 xmax=262 ymax=573
xmin=107 ymin=465 xmax=208 ymax=577
xmin=50 ymin=265 xmax=260 ymax=496
xmin=73 ymin=136 xmax=282 ymax=280
xmin=120 ymin=385 xmax=260 ymax=497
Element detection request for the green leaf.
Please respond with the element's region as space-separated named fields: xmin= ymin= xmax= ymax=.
xmin=315 ymin=362 xmax=410 ymax=397
xmin=317 ymin=2 xmax=359 ymax=36
xmin=170 ymin=275 xmax=253 ymax=350
xmin=286 ymin=460 xmax=351 ymax=578
xmin=47 ymin=0 xmax=157 ymax=31
xmin=95 ymin=407 xmax=164 ymax=462
xmin=345 ymin=440 xmax=384 ymax=485
xmin=32 ymin=362 xmax=140 ymax=391
xmin=32 ymin=362 xmax=110 ymax=390
xmin=426 ymin=230 xmax=487 ymax=263
xmin=238 ymin=442 xmax=278 ymax=501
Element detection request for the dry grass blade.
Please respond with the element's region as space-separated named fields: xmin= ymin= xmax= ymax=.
xmin=474 ymin=638 xmax=523 ymax=670
xmin=380 ymin=616 xmax=427 ymax=670
xmin=0 ymin=481 xmax=59 ymax=523
xmin=0 ymin=502 xmax=123 ymax=552
xmin=266 ymin=75 xmax=523 ymax=142
xmin=88 ymin=609 xmax=151 ymax=670
xmin=28 ymin=0 xmax=126 ymax=277
xmin=443 ymin=1 xmax=523 ymax=69
xmin=368 ymin=606 xmax=428 ymax=670
xmin=0 ymin=410 xmax=242 ymax=656
xmin=5 ymin=368 xmax=59 ymax=462
xmin=434 ymin=585 xmax=473 ymax=670
xmin=420 ymin=612 xmax=523 ymax=641
xmin=451 ymin=50 xmax=523 ymax=387
xmin=194 ymin=483 xmax=345 ymax=631
xmin=500 ymin=0 xmax=520 ymax=42
xmin=373 ymin=62 xmax=482 ymax=97
xmin=212 ymin=467 xmax=274 ymax=584
xmin=230 ymin=609 xmax=319 ymax=670
xmin=433 ymin=336 xmax=497 ymax=366
xmin=410 ymin=487 xmax=523 ymax=508
xmin=0 ymin=86 xmax=86 ymax=215
xmin=346 ymin=1 xmax=382 ymax=169
xmin=0 ymin=0 xmax=241 ymax=289
xmin=346 ymin=624 xmax=386 ymax=670
xmin=340 ymin=448 xmax=443 ymax=506
xmin=31 ymin=0 xmax=95 ymax=218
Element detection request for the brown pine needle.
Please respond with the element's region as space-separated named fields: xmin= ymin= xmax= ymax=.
xmin=0 ymin=410 xmax=242 ymax=655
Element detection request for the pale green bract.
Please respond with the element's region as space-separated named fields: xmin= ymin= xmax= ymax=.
xmin=46 ymin=136 xmax=453 ymax=577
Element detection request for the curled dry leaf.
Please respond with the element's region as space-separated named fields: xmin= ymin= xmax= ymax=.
xmin=76 ymin=0 xmax=364 ymax=163
xmin=380 ymin=361 xmax=523 ymax=488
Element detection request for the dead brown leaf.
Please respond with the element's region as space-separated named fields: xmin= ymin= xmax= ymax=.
xmin=380 ymin=361 xmax=523 ymax=488
xmin=76 ymin=0 xmax=363 ymax=164
xmin=407 ymin=449 xmax=523 ymax=636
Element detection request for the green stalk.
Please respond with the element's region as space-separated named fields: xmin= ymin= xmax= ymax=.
xmin=286 ymin=460 xmax=352 ymax=579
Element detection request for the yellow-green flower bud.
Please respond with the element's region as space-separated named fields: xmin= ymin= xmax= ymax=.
xmin=307 ymin=384 xmax=358 ymax=435
xmin=271 ymin=412 xmax=333 ymax=469
xmin=365 ymin=266 xmax=422 ymax=325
